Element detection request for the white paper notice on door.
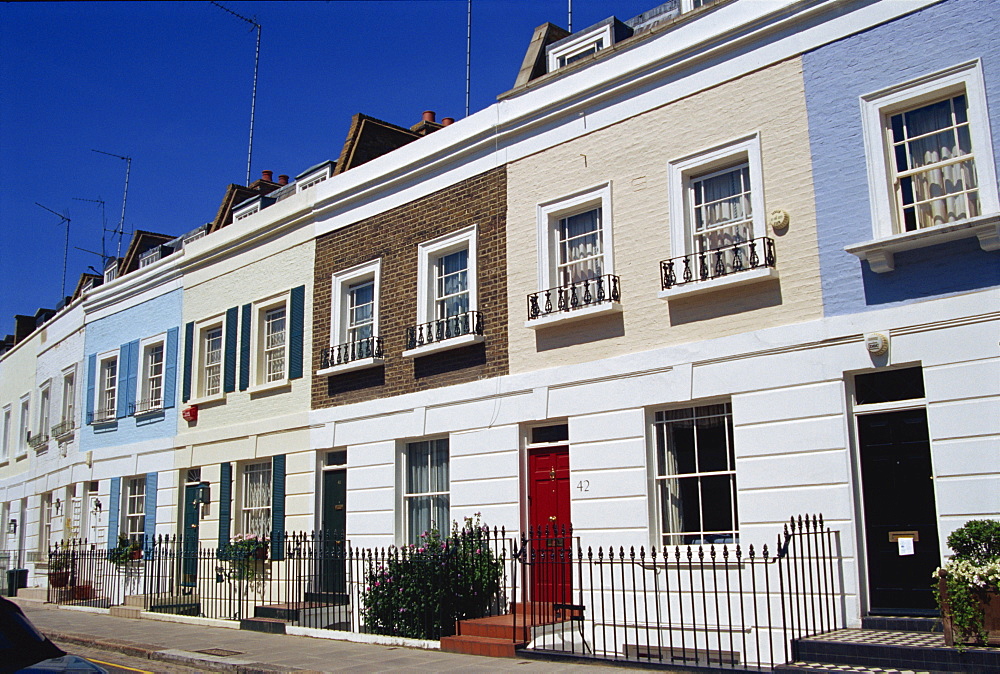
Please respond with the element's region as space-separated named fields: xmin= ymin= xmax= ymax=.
xmin=898 ymin=536 xmax=915 ymax=556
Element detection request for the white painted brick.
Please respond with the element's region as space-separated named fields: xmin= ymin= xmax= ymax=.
xmin=924 ymin=358 xmax=1000 ymax=402
xmin=734 ymin=381 xmax=845 ymax=426
xmin=570 ymin=438 xmax=646 ymax=472
xmin=934 ymin=475 xmax=1000 ymax=518
xmin=569 ymin=409 xmax=645 ymax=443
xmin=929 ymin=398 xmax=1000 ymax=440
xmin=736 ymin=415 xmax=847 ymax=458
xmin=932 ymin=436 xmax=1000 ymax=477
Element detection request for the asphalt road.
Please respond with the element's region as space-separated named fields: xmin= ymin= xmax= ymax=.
xmin=51 ymin=641 xmax=206 ymax=674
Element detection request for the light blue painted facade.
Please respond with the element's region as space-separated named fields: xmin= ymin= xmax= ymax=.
xmin=80 ymin=288 xmax=182 ymax=452
xmin=803 ymin=0 xmax=1000 ymax=317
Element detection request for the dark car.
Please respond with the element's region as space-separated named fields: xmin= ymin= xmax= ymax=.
xmin=0 ymin=596 xmax=106 ymax=673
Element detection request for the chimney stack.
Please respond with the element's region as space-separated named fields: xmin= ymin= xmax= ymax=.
xmin=278 ymin=175 xmax=289 ymax=186
xmin=261 ymin=170 xmax=273 ymax=182
xmin=441 ymin=117 xmax=455 ymax=126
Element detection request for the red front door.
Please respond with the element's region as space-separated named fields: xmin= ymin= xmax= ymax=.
xmin=528 ymin=446 xmax=571 ymax=603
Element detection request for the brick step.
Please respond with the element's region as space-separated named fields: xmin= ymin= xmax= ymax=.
xmin=440 ymin=634 xmax=523 ymax=658
xmin=793 ymin=628 xmax=1000 ymax=673
xmin=239 ymin=616 xmax=289 ymax=634
xmin=455 ymin=614 xmax=533 ymax=641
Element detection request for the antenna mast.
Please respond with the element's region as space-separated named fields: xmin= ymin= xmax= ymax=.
xmin=568 ymin=0 xmax=573 ymax=32
xmin=465 ymin=0 xmax=472 ymax=118
xmin=92 ymin=149 xmax=132 ymax=258
xmin=212 ymin=1 xmax=262 ymax=186
xmin=74 ymin=197 xmax=108 ymax=262
xmin=35 ymin=202 xmax=71 ymax=298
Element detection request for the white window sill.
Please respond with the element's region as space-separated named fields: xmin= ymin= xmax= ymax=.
xmin=658 ymin=267 xmax=779 ymax=300
xmin=846 ymin=213 xmax=1000 ymax=273
xmin=317 ymin=357 xmax=384 ymax=376
xmin=525 ymin=301 xmax=622 ymax=330
xmin=402 ymin=333 xmax=484 ymax=358
xmin=247 ymin=379 xmax=291 ymax=395
xmin=187 ymin=392 xmax=226 ymax=406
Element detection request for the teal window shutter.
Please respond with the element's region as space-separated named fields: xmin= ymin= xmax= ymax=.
xmin=182 ymin=322 xmax=194 ymax=403
xmin=107 ymin=477 xmax=121 ymax=549
xmin=125 ymin=340 xmax=139 ymax=415
xmin=116 ymin=343 xmax=130 ymax=418
xmin=218 ymin=463 xmax=232 ymax=548
xmin=144 ymin=472 xmax=158 ymax=549
xmin=224 ymin=307 xmax=238 ymax=393
xmin=239 ymin=304 xmax=252 ymax=391
xmin=86 ymin=354 xmax=96 ymax=423
xmin=288 ymin=286 xmax=305 ymax=380
xmin=163 ymin=327 xmax=179 ymax=409
xmin=271 ymin=455 xmax=286 ymax=560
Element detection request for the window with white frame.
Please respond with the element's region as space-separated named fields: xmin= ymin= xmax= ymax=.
xmin=1 ymin=406 xmax=10 ymax=461
xmin=860 ymin=61 xmax=998 ymax=243
xmin=93 ymin=353 xmax=118 ymax=422
xmin=35 ymin=384 xmax=50 ymax=447
xmin=17 ymin=396 xmax=29 ymax=454
xmin=61 ymin=370 xmax=75 ymax=426
xmin=403 ymin=438 xmax=449 ymax=544
xmin=138 ymin=338 xmax=165 ymax=413
xmin=539 ymin=184 xmax=613 ymax=291
xmin=200 ymin=324 xmax=223 ymax=398
xmin=250 ymin=294 xmax=290 ymax=387
xmin=652 ymin=403 xmax=738 ymax=546
xmin=547 ymin=23 xmax=613 ymax=72
xmin=40 ymin=492 xmax=53 ymax=552
xmin=125 ymin=476 xmax=145 ymax=540
xmin=325 ymin=260 xmax=382 ymax=370
xmin=406 ymin=227 xmax=481 ymax=354
xmin=667 ymin=135 xmax=766 ymax=281
xmin=242 ymin=461 xmax=272 ymax=538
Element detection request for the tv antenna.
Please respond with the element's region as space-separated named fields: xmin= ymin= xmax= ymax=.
xmin=212 ymin=1 xmax=261 ymax=186
xmin=35 ymin=202 xmax=72 ymax=298
xmin=465 ymin=0 xmax=472 ymax=118
xmin=73 ymin=197 xmax=109 ymax=261
xmin=91 ymin=149 xmax=132 ymax=258
xmin=568 ymin=0 xmax=573 ymax=32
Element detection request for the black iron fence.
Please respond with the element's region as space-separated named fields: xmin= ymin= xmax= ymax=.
xmin=527 ymin=274 xmax=621 ymax=321
xmin=48 ymin=515 xmax=842 ymax=668
xmin=660 ymin=237 xmax=776 ymax=290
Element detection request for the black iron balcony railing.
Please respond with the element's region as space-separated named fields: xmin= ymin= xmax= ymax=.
xmin=131 ymin=398 xmax=163 ymax=416
xmin=87 ymin=407 xmax=116 ymax=425
xmin=527 ymin=274 xmax=621 ymax=321
xmin=27 ymin=432 xmax=49 ymax=449
xmin=321 ymin=336 xmax=384 ymax=369
xmin=50 ymin=419 xmax=75 ymax=439
xmin=661 ymin=237 xmax=776 ymax=290
xmin=405 ymin=311 xmax=483 ymax=351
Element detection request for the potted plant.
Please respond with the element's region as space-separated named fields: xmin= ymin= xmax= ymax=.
xmin=936 ymin=519 xmax=1000 ymax=647
xmin=222 ymin=533 xmax=268 ymax=579
xmin=47 ymin=547 xmax=72 ymax=588
xmin=108 ymin=534 xmax=142 ymax=566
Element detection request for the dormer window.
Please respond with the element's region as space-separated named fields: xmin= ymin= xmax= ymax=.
xmin=103 ymin=264 xmax=118 ymax=284
xmin=182 ymin=226 xmax=207 ymax=246
xmin=235 ymin=206 xmax=258 ymax=221
xmin=547 ymin=24 xmax=613 ymax=72
xmin=138 ymin=245 xmax=170 ymax=268
xmin=296 ymin=161 xmax=335 ymax=193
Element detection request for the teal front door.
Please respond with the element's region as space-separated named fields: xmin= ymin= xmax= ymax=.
xmin=320 ymin=468 xmax=347 ymax=594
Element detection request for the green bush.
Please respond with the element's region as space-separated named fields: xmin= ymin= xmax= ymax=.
xmin=361 ymin=516 xmax=505 ymax=640
xmin=946 ymin=520 xmax=1000 ymax=566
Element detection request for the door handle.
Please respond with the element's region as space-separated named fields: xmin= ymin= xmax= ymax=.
xmin=549 ymin=515 xmax=557 ymax=521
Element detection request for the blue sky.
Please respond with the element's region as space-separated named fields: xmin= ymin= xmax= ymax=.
xmin=0 ymin=0 xmax=655 ymax=331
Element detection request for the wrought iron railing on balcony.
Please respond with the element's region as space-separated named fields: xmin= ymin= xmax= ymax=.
xmin=321 ymin=336 xmax=384 ymax=370
xmin=50 ymin=419 xmax=75 ymax=439
xmin=405 ymin=311 xmax=484 ymax=351
xmin=27 ymin=433 xmax=49 ymax=449
xmin=87 ymin=407 xmax=116 ymax=425
xmin=130 ymin=398 xmax=163 ymax=416
xmin=527 ymin=274 xmax=621 ymax=321
xmin=661 ymin=237 xmax=776 ymax=290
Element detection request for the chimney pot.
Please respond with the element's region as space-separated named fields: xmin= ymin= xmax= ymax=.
xmin=441 ymin=117 xmax=455 ymax=126
xmin=422 ymin=110 xmax=436 ymax=123
xmin=278 ymin=175 xmax=289 ymax=186
xmin=261 ymin=170 xmax=273 ymax=182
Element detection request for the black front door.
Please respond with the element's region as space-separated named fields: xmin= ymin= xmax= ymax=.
xmin=858 ymin=409 xmax=940 ymax=613
xmin=320 ymin=468 xmax=346 ymax=594
xmin=182 ymin=483 xmax=204 ymax=586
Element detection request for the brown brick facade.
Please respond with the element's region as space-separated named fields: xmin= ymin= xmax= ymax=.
xmin=311 ymin=167 xmax=508 ymax=409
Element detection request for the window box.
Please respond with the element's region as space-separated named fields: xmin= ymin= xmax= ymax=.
xmin=525 ymin=274 xmax=621 ymax=328
xmin=403 ymin=311 xmax=484 ymax=358
xmin=659 ymin=236 xmax=777 ymax=299
xmin=318 ymin=337 xmax=384 ymax=376
xmin=130 ymin=398 xmax=163 ymax=417
xmin=857 ymin=60 xmax=999 ymax=270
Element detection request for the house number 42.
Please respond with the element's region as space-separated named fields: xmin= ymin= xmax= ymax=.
xmin=577 ymin=480 xmax=590 ymax=492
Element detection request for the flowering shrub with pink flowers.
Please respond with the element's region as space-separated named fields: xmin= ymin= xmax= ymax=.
xmin=361 ymin=515 xmax=506 ymax=640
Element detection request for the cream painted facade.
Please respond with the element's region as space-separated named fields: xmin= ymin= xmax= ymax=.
xmin=506 ymin=56 xmax=823 ymax=373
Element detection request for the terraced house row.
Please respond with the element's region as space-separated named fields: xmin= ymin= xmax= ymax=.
xmin=1 ymin=0 xmax=997 ymax=663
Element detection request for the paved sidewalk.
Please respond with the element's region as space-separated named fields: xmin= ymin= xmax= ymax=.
xmin=15 ymin=600 xmax=635 ymax=673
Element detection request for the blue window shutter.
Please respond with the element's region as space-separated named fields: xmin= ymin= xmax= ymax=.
xmin=125 ymin=340 xmax=139 ymax=415
xmin=288 ymin=286 xmax=305 ymax=380
xmin=116 ymin=343 xmax=130 ymax=418
xmin=86 ymin=354 xmax=96 ymax=423
xmin=108 ymin=477 xmax=121 ymax=549
xmin=239 ymin=304 xmax=252 ymax=391
xmin=144 ymin=472 xmax=158 ymax=549
xmin=271 ymin=455 xmax=286 ymax=560
xmin=224 ymin=307 xmax=238 ymax=393
xmin=163 ymin=327 xmax=179 ymax=409
xmin=182 ymin=322 xmax=194 ymax=403
xmin=218 ymin=462 xmax=232 ymax=547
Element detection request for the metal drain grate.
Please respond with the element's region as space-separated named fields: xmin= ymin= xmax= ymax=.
xmin=195 ymin=648 xmax=244 ymax=657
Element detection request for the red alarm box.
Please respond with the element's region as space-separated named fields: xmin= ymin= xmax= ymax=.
xmin=182 ymin=406 xmax=198 ymax=422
